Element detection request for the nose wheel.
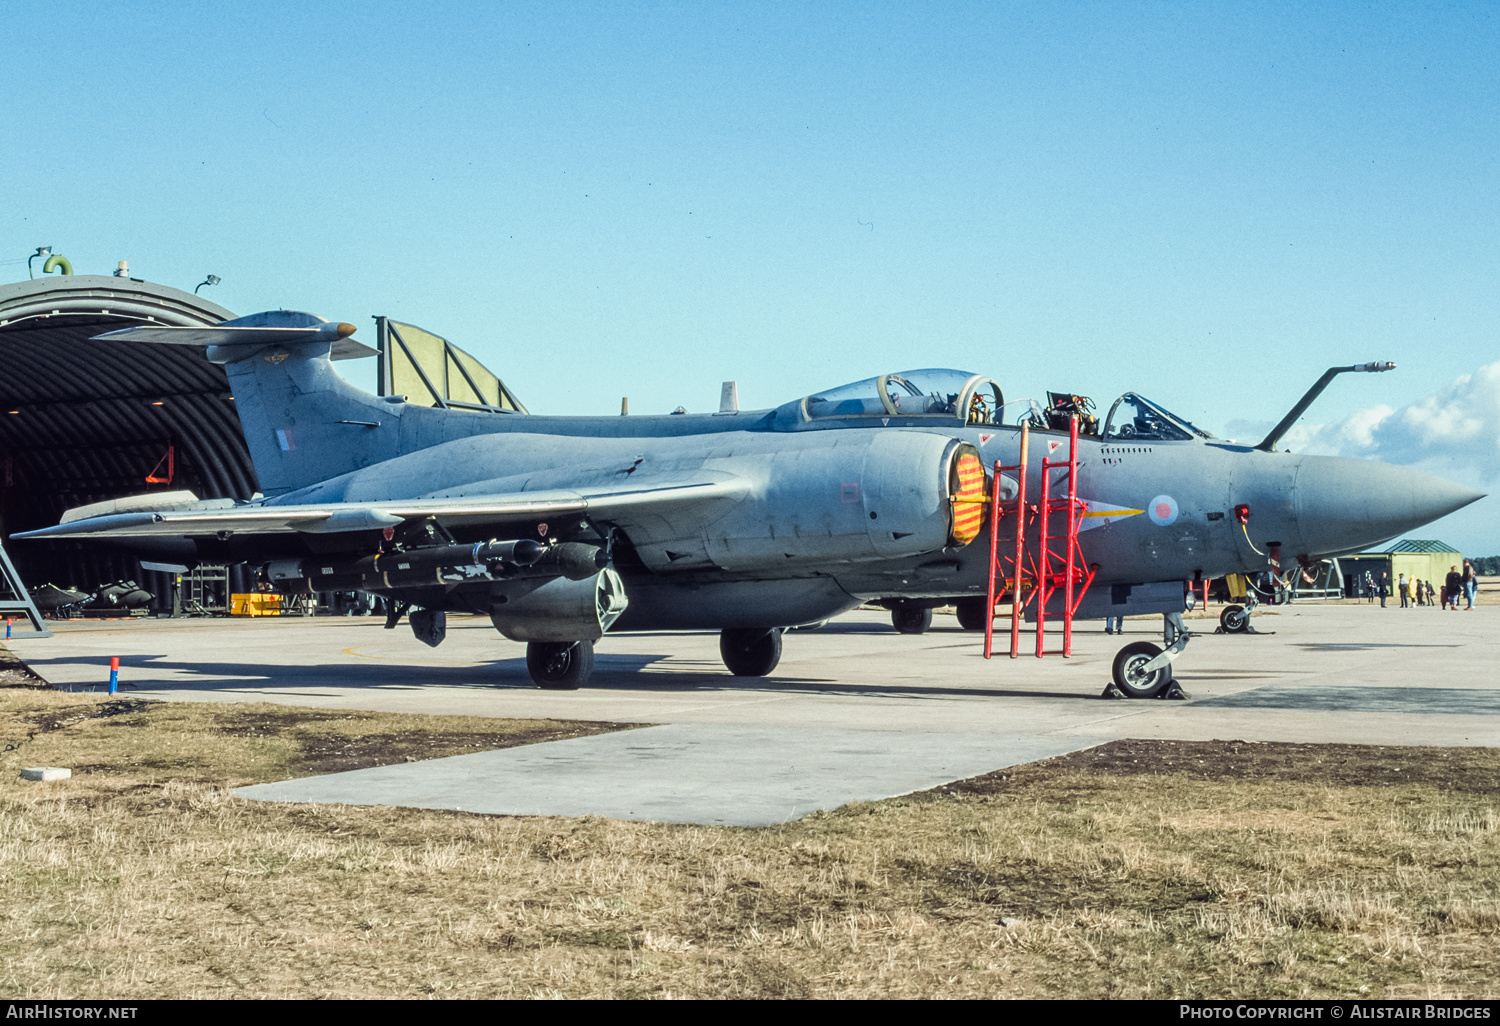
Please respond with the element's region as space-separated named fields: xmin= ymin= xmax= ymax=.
xmin=1219 ymin=604 xmax=1252 ymax=633
xmin=1110 ymin=641 xmax=1174 ymax=698
xmin=1108 ymin=612 xmax=1191 ymax=699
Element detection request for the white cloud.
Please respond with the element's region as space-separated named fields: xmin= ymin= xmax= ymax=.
xmin=1284 ymin=360 xmax=1500 ymax=482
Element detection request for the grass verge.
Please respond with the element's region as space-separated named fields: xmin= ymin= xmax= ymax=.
xmin=0 ymin=680 xmax=1496 ymax=998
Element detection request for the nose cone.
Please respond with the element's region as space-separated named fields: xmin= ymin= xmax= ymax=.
xmin=1294 ymin=456 xmax=1485 ymax=556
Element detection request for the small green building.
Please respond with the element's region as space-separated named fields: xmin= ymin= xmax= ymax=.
xmin=1339 ymin=539 xmax=1462 ymax=597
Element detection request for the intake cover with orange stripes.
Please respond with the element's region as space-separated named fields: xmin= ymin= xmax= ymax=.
xmin=948 ymin=444 xmax=988 ymax=546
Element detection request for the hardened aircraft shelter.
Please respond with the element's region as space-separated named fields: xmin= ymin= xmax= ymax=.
xmin=0 ymin=273 xmax=521 ymax=607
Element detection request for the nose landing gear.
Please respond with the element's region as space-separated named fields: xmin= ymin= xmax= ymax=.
xmin=1219 ymin=604 xmax=1252 ymax=633
xmin=1110 ymin=641 xmax=1174 ymax=698
xmin=1107 ymin=611 xmax=1190 ymax=699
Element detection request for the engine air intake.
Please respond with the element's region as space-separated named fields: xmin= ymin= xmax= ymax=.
xmin=949 ymin=445 xmax=987 ymax=546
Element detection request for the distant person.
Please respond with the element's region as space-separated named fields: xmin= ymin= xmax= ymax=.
xmin=1362 ymin=570 xmax=1374 ymax=603
xmin=1398 ymin=572 xmax=1409 ymax=608
xmin=1446 ymin=566 xmax=1463 ymax=612
xmin=1407 ymin=575 xmax=1418 ymax=607
xmin=1378 ymin=572 xmax=1389 ymax=608
xmin=1463 ymin=560 xmax=1477 ymax=609
xmin=1426 ymin=580 xmax=1436 ymax=606
xmin=1104 ymin=614 xmax=1123 ymax=634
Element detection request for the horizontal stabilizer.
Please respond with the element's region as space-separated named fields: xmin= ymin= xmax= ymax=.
xmin=92 ymin=312 xmax=376 ymax=361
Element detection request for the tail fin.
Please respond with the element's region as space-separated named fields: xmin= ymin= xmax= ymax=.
xmin=96 ymin=312 xmax=406 ymax=496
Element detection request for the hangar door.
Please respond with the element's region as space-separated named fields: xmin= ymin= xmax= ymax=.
xmin=375 ymin=318 xmax=527 ymax=413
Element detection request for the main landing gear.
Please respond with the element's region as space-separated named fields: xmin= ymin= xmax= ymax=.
xmin=954 ymin=596 xmax=991 ymax=631
xmin=525 ymin=627 xmax=786 ymax=690
xmin=720 ymin=628 xmax=783 ymax=676
xmin=890 ymin=605 xmax=933 ymax=634
xmin=1107 ymin=612 xmax=1190 ymax=699
xmin=526 ymin=640 xmax=595 ymax=690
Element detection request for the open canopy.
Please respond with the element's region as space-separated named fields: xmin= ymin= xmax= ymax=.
xmin=1101 ymin=393 xmax=1215 ymax=442
xmin=801 ymin=369 xmax=1004 ymax=425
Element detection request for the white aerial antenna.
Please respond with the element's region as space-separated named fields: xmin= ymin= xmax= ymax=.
xmin=718 ymin=381 xmax=739 ymax=414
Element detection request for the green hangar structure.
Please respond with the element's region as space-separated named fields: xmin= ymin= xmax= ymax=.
xmin=1337 ymin=539 xmax=1464 ymax=597
xmin=0 ymin=271 xmax=521 ymax=613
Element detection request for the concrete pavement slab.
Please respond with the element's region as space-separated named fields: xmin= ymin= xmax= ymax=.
xmin=233 ymin=724 xmax=1093 ymax=826
xmin=1197 ymin=685 xmax=1500 ymax=715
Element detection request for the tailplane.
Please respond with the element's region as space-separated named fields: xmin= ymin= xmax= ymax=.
xmin=96 ymin=312 xmax=417 ymax=496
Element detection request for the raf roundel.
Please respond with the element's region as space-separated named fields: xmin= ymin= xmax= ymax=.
xmin=1147 ymin=494 xmax=1179 ymax=527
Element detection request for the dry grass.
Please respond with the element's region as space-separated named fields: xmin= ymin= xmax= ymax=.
xmin=0 ymin=684 xmax=1497 ymax=999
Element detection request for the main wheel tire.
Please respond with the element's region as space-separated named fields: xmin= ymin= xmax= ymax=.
xmin=720 ymin=628 xmax=783 ymax=676
xmin=526 ymin=640 xmax=594 ymax=690
xmin=891 ymin=606 xmax=933 ymax=634
xmin=1219 ymin=605 xmax=1250 ymax=633
xmin=954 ymin=596 xmax=992 ymax=631
xmin=1111 ymin=640 xmax=1173 ymax=699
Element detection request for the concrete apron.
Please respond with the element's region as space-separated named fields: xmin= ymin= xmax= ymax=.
xmin=20 ymin=604 xmax=1500 ymax=824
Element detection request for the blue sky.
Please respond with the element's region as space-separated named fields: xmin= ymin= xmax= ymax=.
xmin=4 ymin=3 xmax=1497 ymax=547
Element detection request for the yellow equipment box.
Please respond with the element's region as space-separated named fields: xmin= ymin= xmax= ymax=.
xmin=231 ymin=593 xmax=283 ymax=616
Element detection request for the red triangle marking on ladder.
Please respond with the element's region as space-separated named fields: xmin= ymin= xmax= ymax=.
xmin=1048 ymin=441 xmax=1061 ymax=452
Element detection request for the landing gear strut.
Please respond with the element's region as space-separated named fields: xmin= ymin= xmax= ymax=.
xmin=526 ymin=640 xmax=595 ymax=690
xmin=720 ymin=628 xmax=782 ymax=676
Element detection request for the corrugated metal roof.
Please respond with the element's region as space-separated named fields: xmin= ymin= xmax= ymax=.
xmin=1385 ymin=539 xmax=1460 ymax=553
xmin=0 ymin=277 xmax=256 ymax=595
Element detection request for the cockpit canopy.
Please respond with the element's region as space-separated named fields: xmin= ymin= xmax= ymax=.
xmin=1101 ymin=393 xmax=1215 ymax=442
xmin=802 ymin=369 xmax=1004 ymax=426
xmin=791 ymin=371 xmax=1210 ymax=441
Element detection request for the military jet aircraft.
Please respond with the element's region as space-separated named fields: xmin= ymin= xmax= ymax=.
xmin=16 ymin=311 xmax=1483 ymax=696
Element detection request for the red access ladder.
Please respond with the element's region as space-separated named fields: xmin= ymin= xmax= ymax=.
xmin=983 ymin=415 xmax=1098 ymax=659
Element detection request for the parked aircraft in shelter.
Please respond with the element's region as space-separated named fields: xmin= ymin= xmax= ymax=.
xmin=17 ymin=312 xmax=1483 ymax=695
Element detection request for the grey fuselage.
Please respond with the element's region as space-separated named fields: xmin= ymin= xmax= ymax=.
xmin=243 ymin=386 xmax=1479 ymax=630
xmin=33 ymin=332 xmax=1481 ymax=634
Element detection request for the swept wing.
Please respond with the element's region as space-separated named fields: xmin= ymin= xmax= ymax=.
xmin=15 ymin=479 xmax=748 ymax=540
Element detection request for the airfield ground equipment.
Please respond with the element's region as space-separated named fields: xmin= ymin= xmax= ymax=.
xmin=982 ymin=415 xmax=1096 ymax=660
xmin=0 ymin=540 xmax=49 ymax=638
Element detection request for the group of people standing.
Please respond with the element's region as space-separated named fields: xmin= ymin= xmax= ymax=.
xmin=1377 ymin=560 xmax=1479 ymax=609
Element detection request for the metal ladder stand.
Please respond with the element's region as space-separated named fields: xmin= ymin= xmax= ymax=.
xmin=983 ymin=415 xmax=1096 ymax=659
xmin=0 ymin=540 xmax=51 ymax=639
